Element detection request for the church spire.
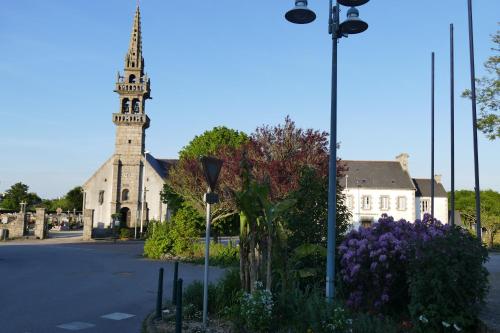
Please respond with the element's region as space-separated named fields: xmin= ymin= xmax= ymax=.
xmin=125 ymin=5 xmax=143 ymax=72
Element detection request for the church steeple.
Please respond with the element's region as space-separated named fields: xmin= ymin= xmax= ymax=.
xmin=125 ymin=5 xmax=143 ymax=73
xmin=113 ymin=5 xmax=151 ymax=156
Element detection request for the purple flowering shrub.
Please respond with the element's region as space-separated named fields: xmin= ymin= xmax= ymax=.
xmin=338 ymin=214 xmax=449 ymax=314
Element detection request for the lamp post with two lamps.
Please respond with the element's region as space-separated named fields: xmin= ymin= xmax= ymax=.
xmin=285 ymin=0 xmax=369 ymax=302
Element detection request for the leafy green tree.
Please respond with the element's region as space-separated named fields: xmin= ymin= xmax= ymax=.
xmin=179 ymin=126 xmax=248 ymax=160
xmin=165 ymin=126 xmax=249 ymax=235
xmin=64 ymin=186 xmax=83 ymax=210
xmin=452 ymin=189 xmax=500 ymax=246
xmin=463 ymin=27 xmax=499 ymax=140
xmin=0 ymin=182 xmax=41 ymax=210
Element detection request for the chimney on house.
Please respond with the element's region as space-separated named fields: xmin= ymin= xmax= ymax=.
xmin=434 ymin=174 xmax=442 ymax=184
xmin=396 ymin=153 xmax=409 ymax=172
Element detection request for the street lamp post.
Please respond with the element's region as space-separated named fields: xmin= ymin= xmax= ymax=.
xmin=200 ymin=156 xmax=223 ymax=329
xmin=285 ymin=0 xmax=369 ymax=302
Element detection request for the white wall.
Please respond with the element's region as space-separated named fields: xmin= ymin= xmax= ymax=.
xmin=144 ymin=160 xmax=168 ymax=222
xmin=83 ymin=158 xmax=114 ymax=228
xmin=416 ymin=196 xmax=448 ymax=224
xmin=343 ymin=188 xmax=416 ymax=229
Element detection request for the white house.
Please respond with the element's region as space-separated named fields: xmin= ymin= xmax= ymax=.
xmin=341 ymin=153 xmax=448 ymax=228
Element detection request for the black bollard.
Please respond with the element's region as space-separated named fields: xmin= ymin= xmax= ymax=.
xmin=156 ymin=268 xmax=164 ymax=319
xmin=172 ymin=261 xmax=179 ymax=305
xmin=175 ymin=278 xmax=183 ymax=333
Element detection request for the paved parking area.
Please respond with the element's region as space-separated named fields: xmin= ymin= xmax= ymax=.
xmin=0 ymin=241 xmax=224 ymax=333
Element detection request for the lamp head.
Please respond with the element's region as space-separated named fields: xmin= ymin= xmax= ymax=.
xmin=285 ymin=0 xmax=316 ymax=24
xmin=338 ymin=0 xmax=370 ymax=6
xmin=339 ymin=7 xmax=368 ymax=35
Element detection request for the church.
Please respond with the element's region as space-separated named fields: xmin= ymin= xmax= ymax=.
xmin=83 ymin=6 xmax=174 ymax=229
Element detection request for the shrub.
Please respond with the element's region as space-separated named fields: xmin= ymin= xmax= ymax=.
xmin=408 ymin=226 xmax=489 ymax=332
xmin=119 ymin=228 xmax=132 ymax=239
xmin=351 ymin=313 xmax=399 ymax=333
xmin=191 ymin=241 xmax=239 ymax=267
xmin=182 ymin=280 xmax=217 ymax=314
xmin=271 ymin=287 xmax=353 ymax=333
xmin=143 ymin=220 xmax=173 ymax=259
xmin=182 ymin=269 xmax=240 ymax=317
xmin=213 ymin=268 xmax=241 ymax=314
xmin=237 ymin=282 xmax=274 ymax=333
xmin=338 ymin=214 xmax=449 ymax=315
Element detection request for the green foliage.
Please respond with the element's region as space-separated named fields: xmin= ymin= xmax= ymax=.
xmin=351 ymin=313 xmax=399 ymax=333
xmin=178 ymin=126 xmax=248 ymax=160
xmin=190 ymin=241 xmax=239 ymax=267
xmin=169 ymin=204 xmax=203 ymax=255
xmin=452 ymin=189 xmax=500 ymax=246
xmin=160 ymin=184 xmax=184 ymax=215
xmin=144 ymin=220 xmax=173 ymax=259
xmin=263 ymin=287 xmax=353 ymax=333
xmin=144 ymin=205 xmax=202 ymax=259
xmin=462 ymin=27 xmax=499 ymax=140
xmin=408 ymin=226 xmax=489 ymax=332
xmin=234 ymin=282 xmax=274 ymax=333
xmin=183 ymin=269 xmax=241 ymax=316
xmin=0 ymin=182 xmax=41 ymax=210
xmin=64 ymin=186 xmax=83 ymax=210
xmin=183 ymin=281 xmax=217 ymax=314
xmin=119 ymin=228 xmax=132 ymax=239
xmin=287 ymin=243 xmax=327 ymax=289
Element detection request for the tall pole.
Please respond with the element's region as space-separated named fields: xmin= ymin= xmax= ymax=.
xmin=467 ymin=0 xmax=481 ymax=239
xmin=140 ymin=151 xmax=148 ymax=237
xmin=450 ymin=24 xmax=455 ymax=226
xmin=431 ymin=52 xmax=435 ymax=219
xmin=203 ymin=198 xmax=211 ymax=328
xmin=326 ymin=0 xmax=338 ymax=302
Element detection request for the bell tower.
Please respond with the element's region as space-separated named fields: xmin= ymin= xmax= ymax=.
xmin=110 ymin=5 xmax=151 ymax=226
xmin=113 ymin=5 xmax=151 ymax=156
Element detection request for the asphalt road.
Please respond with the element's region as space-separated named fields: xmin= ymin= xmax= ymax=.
xmin=0 ymin=240 xmax=225 ymax=333
xmin=481 ymin=252 xmax=500 ymax=332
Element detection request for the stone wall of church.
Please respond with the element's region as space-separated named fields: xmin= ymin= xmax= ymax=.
xmin=83 ymin=158 xmax=114 ymax=228
xmin=144 ymin=161 xmax=167 ymax=222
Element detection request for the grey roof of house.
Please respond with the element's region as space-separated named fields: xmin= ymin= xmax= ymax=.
xmin=146 ymin=154 xmax=178 ymax=179
xmin=412 ymin=178 xmax=447 ymax=197
xmin=340 ymin=160 xmax=415 ymax=190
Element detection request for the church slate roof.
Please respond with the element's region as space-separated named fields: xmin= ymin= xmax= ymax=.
xmin=412 ymin=178 xmax=447 ymax=197
xmin=340 ymin=160 xmax=415 ymax=190
xmin=146 ymin=154 xmax=178 ymax=179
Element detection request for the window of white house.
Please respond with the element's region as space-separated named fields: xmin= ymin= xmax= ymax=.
xmin=362 ymin=195 xmax=371 ymax=210
xmin=98 ymin=190 xmax=105 ymax=205
xmin=421 ymin=199 xmax=430 ymax=213
xmin=397 ymin=196 xmax=407 ymax=210
xmin=380 ymin=196 xmax=389 ymax=210
xmin=346 ymin=195 xmax=354 ymax=209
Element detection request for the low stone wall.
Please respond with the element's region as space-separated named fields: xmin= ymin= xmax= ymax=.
xmin=0 ymin=213 xmax=27 ymax=239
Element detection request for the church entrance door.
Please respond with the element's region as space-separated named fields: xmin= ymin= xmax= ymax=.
xmin=119 ymin=207 xmax=131 ymax=228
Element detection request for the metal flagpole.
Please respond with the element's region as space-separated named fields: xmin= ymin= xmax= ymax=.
xmin=431 ymin=52 xmax=435 ymax=219
xmin=466 ymin=0 xmax=481 ymax=239
xmin=450 ymin=24 xmax=456 ymax=226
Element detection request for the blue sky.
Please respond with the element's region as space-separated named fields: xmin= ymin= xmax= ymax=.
xmin=0 ymin=0 xmax=498 ymax=198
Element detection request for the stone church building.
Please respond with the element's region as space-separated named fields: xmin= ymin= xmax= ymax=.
xmin=83 ymin=6 xmax=174 ymax=229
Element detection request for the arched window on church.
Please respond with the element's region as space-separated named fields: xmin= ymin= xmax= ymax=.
xmin=122 ymin=189 xmax=129 ymax=202
xmin=122 ymin=98 xmax=130 ymax=113
xmin=129 ymin=74 xmax=136 ymax=83
xmin=132 ymin=99 xmax=140 ymax=114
